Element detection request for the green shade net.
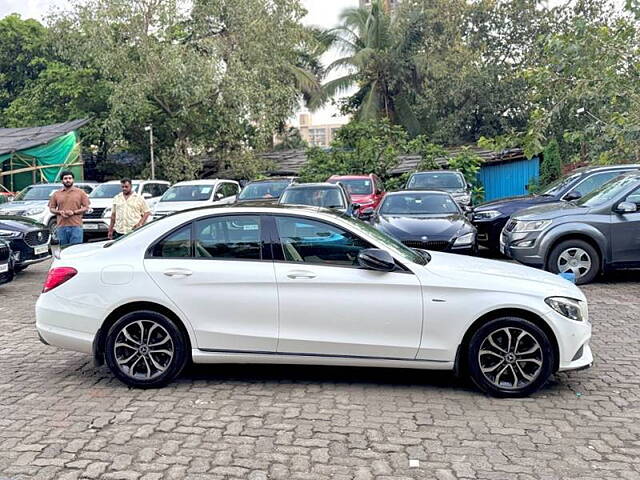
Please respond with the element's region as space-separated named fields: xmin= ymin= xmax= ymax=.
xmin=0 ymin=132 xmax=83 ymax=192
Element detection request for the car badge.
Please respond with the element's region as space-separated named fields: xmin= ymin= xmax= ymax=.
xmin=37 ymin=232 xmax=43 ymax=241
xmin=421 ymin=236 xmax=428 ymax=241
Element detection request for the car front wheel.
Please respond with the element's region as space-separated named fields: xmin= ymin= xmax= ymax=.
xmin=104 ymin=311 xmax=188 ymax=388
xmin=467 ymin=317 xmax=555 ymax=397
xmin=547 ymin=239 xmax=600 ymax=285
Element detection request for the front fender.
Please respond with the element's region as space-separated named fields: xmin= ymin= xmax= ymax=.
xmin=538 ymin=223 xmax=607 ymax=265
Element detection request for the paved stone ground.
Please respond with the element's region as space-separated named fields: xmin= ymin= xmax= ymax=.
xmin=1 ymin=261 xmax=639 ymax=480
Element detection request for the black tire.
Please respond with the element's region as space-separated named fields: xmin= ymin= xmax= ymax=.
xmin=467 ymin=317 xmax=555 ymax=398
xmin=14 ymin=265 xmax=27 ymax=273
xmin=47 ymin=218 xmax=57 ymax=237
xmin=104 ymin=310 xmax=189 ymax=388
xmin=546 ymin=239 xmax=600 ymax=285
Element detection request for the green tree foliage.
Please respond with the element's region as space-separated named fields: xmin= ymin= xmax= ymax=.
xmin=0 ymin=0 xmax=321 ymax=182
xmin=0 ymin=14 xmax=48 ymax=114
xmin=274 ymin=127 xmax=308 ymax=151
xmin=322 ymin=1 xmax=423 ymax=135
xmin=540 ymin=140 xmax=562 ymax=188
xmin=300 ymin=119 xmax=408 ymax=182
xmin=448 ymin=148 xmax=484 ymax=203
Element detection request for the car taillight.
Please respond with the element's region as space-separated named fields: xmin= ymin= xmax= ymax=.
xmin=42 ymin=267 xmax=77 ymax=293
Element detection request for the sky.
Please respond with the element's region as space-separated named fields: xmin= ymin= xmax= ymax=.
xmin=0 ymin=0 xmax=356 ymax=127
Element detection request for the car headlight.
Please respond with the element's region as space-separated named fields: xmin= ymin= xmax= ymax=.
xmin=545 ymin=297 xmax=585 ymax=322
xmin=102 ymin=208 xmax=112 ymax=218
xmin=453 ymin=232 xmax=475 ymax=246
xmin=512 ymin=219 xmax=551 ymax=232
xmin=26 ymin=207 xmax=45 ymax=215
xmin=473 ymin=210 xmax=501 ymax=221
xmin=0 ymin=229 xmax=20 ymax=239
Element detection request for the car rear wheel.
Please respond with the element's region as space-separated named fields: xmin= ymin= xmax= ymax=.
xmin=547 ymin=239 xmax=600 ymax=285
xmin=104 ymin=311 xmax=188 ymax=388
xmin=467 ymin=317 xmax=555 ymax=398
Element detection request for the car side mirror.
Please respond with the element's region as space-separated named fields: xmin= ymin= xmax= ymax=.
xmin=352 ymin=202 xmax=361 ymax=210
xmin=615 ymin=201 xmax=637 ymax=214
xmin=564 ymin=191 xmax=582 ymax=201
xmin=142 ymin=192 xmax=152 ymax=199
xmin=358 ymin=249 xmax=396 ymax=272
xmin=358 ymin=207 xmax=375 ymax=220
xmin=215 ymin=192 xmax=224 ymax=200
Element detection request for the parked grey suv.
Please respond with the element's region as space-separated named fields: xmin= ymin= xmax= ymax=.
xmin=501 ymin=171 xmax=640 ymax=284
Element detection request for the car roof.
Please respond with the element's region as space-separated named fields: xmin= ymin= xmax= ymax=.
xmin=168 ymin=179 xmax=235 ymax=186
xmin=411 ymin=170 xmax=462 ymax=175
xmin=285 ymin=182 xmax=341 ymax=189
xmin=572 ymin=164 xmax=640 ymax=174
xmin=386 ymin=189 xmax=453 ymax=196
xmin=246 ymin=177 xmax=296 ymax=183
xmin=101 ymin=179 xmax=170 ymax=184
xmin=328 ymin=174 xmax=373 ymax=179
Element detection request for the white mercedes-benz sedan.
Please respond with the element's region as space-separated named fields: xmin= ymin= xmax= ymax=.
xmin=36 ymin=205 xmax=592 ymax=397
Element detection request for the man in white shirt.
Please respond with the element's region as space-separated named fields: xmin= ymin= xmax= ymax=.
xmin=108 ymin=179 xmax=151 ymax=239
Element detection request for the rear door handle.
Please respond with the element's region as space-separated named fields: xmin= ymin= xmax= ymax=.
xmin=286 ymin=270 xmax=316 ymax=279
xmin=163 ymin=268 xmax=193 ymax=278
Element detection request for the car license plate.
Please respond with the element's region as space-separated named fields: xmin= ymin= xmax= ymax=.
xmin=34 ymin=245 xmax=48 ymax=255
xmin=83 ymin=223 xmax=100 ymax=230
xmin=0 ymin=264 xmax=8 ymax=273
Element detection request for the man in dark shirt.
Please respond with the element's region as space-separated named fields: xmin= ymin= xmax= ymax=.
xmin=48 ymin=171 xmax=90 ymax=246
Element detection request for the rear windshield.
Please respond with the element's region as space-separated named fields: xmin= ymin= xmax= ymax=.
xmin=160 ymin=185 xmax=214 ymax=202
xmin=280 ymin=187 xmax=346 ymax=209
xmin=329 ymin=179 xmax=373 ymax=195
xmin=238 ymin=181 xmax=291 ymax=200
xmin=407 ymin=172 xmax=465 ymax=190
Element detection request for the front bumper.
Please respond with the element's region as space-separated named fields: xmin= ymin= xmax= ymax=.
xmin=10 ymin=238 xmax=51 ymax=267
xmin=474 ymin=217 xmax=509 ymax=249
xmin=500 ymin=230 xmax=544 ymax=267
xmin=82 ymin=219 xmax=109 ymax=233
xmin=543 ymin=308 xmax=592 ymax=372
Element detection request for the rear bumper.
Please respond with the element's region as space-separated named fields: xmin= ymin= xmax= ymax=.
xmin=35 ymin=292 xmax=103 ymax=355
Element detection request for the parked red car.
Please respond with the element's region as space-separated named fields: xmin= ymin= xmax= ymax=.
xmin=327 ymin=174 xmax=385 ymax=215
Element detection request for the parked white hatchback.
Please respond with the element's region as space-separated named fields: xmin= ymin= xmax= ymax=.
xmin=36 ymin=205 xmax=592 ymax=397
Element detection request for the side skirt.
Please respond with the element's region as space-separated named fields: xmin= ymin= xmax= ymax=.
xmin=192 ymin=349 xmax=454 ymax=371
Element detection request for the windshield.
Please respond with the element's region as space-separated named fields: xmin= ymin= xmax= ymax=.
xmin=380 ymin=193 xmax=460 ymax=215
xmin=280 ymin=187 xmax=346 ymax=209
xmin=407 ymin=172 xmax=465 ymax=190
xmin=329 ymin=179 xmax=373 ymax=195
xmin=340 ymin=214 xmax=427 ymax=266
xmin=160 ymin=185 xmax=214 ymax=202
xmin=90 ymin=183 xmax=140 ymax=198
xmin=13 ymin=185 xmax=60 ymax=201
xmin=543 ymin=173 xmax=581 ymax=196
xmin=577 ymin=174 xmax=636 ymax=207
xmin=238 ymin=181 xmax=290 ymax=200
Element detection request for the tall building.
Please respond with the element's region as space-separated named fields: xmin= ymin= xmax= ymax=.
xmin=298 ymin=114 xmax=344 ymax=148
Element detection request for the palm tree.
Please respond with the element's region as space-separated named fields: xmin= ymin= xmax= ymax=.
xmin=321 ymin=0 xmax=423 ymax=135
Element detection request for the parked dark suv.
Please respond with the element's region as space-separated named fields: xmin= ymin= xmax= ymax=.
xmin=501 ymin=171 xmax=640 ymax=284
xmin=473 ymin=164 xmax=640 ymax=250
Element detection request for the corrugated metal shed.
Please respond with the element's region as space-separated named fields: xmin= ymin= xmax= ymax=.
xmin=478 ymin=156 xmax=540 ymax=201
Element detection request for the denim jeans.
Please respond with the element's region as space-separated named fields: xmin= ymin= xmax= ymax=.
xmin=57 ymin=226 xmax=83 ymax=246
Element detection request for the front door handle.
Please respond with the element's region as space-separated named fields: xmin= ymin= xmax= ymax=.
xmin=163 ymin=268 xmax=193 ymax=278
xmin=286 ymin=270 xmax=316 ymax=279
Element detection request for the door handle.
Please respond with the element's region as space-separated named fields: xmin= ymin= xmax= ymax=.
xmin=286 ymin=270 xmax=316 ymax=279
xmin=163 ymin=268 xmax=193 ymax=278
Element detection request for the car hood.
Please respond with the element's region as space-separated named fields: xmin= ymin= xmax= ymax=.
xmin=0 ymin=215 xmax=46 ymax=232
xmin=425 ymin=251 xmax=586 ymax=300
xmin=474 ymin=194 xmax=556 ymax=215
xmin=0 ymin=200 xmax=48 ymax=211
xmin=376 ymin=214 xmax=473 ymax=239
xmin=154 ymin=201 xmax=212 ymax=213
xmin=87 ymin=198 xmax=114 ymax=208
xmin=350 ymin=194 xmax=376 ymax=203
xmin=512 ymin=201 xmax=589 ymax=221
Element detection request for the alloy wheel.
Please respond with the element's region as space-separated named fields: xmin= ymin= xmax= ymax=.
xmin=113 ymin=320 xmax=174 ymax=380
xmin=557 ymin=247 xmax=591 ymax=279
xmin=478 ymin=327 xmax=543 ymax=390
